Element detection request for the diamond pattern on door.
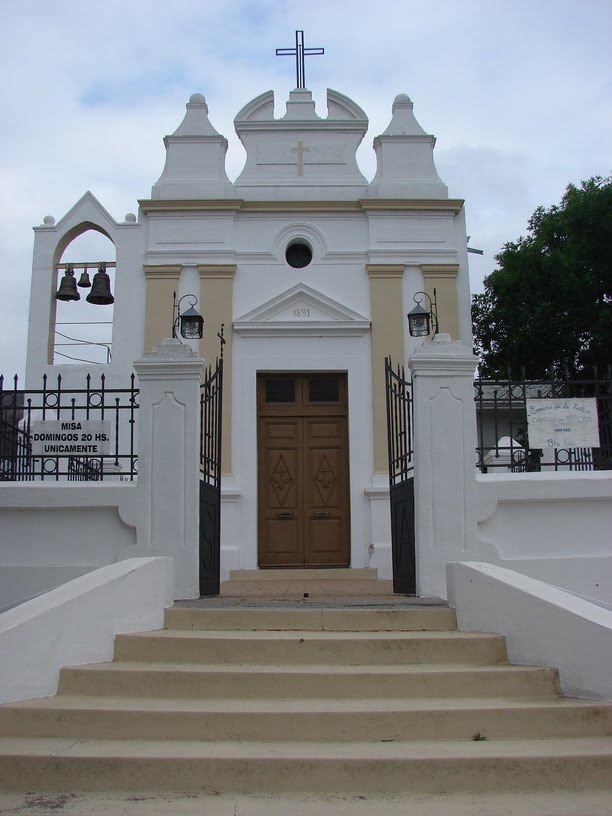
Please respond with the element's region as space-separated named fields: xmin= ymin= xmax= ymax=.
xmin=270 ymin=455 xmax=294 ymax=505
xmin=313 ymin=453 xmax=336 ymax=505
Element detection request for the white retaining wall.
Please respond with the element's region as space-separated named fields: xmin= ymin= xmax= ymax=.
xmin=448 ymin=561 xmax=612 ymax=701
xmin=0 ymin=340 xmax=204 ymax=605
xmin=409 ymin=337 xmax=612 ymax=603
xmin=0 ymin=484 xmax=138 ymax=610
xmin=474 ymin=472 xmax=612 ymax=603
xmin=2 ymin=332 xmax=611 ymax=608
xmin=0 ymin=557 xmax=174 ymax=704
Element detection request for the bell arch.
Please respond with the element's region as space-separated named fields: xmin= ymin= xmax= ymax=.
xmin=50 ymin=225 xmax=116 ymax=365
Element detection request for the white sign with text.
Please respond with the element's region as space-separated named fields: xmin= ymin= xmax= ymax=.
xmin=526 ymin=398 xmax=600 ymax=450
xmin=31 ymin=420 xmax=112 ymax=456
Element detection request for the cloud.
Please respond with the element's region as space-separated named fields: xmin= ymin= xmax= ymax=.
xmin=1 ymin=0 xmax=611 ymax=376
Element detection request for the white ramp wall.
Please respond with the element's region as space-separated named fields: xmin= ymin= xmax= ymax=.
xmin=474 ymin=472 xmax=612 ymax=604
xmin=0 ymin=557 xmax=174 ymax=704
xmin=448 ymin=561 xmax=612 ymax=701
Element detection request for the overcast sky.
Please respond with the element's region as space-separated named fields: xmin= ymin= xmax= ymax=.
xmin=1 ymin=0 xmax=610 ymax=378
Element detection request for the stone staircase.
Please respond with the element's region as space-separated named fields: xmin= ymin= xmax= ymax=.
xmin=1 ymin=606 xmax=611 ymax=793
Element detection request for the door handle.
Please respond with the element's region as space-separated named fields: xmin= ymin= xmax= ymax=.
xmin=312 ymin=511 xmax=331 ymax=519
xmin=276 ymin=511 xmax=295 ymax=519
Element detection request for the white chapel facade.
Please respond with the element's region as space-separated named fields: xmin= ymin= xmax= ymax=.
xmin=25 ymin=82 xmax=472 ymax=580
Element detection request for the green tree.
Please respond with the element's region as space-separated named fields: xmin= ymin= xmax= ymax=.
xmin=472 ymin=176 xmax=612 ymax=378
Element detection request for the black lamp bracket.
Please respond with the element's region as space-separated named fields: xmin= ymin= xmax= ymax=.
xmin=217 ymin=323 xmax=226 ymax=359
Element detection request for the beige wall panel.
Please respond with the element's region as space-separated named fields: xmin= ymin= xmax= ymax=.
xmin=367 ymin=265 xmax=405 ymax=474
xmin=143 ymin=266 xmax=181 ymax=352
xmin=421 ymin=264 xmax=460 ymax=340
xmin=198 ymin=265 xmax=236 ymax=475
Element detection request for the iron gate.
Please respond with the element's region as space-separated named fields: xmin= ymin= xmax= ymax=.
xmin=385 ymin=357 xmax=416 ymax=594
xmin=199 ymin=346 xmax=224 ymax=597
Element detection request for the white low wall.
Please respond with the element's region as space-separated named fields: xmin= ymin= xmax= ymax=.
xmin=447 ymin=561 xmax=612 ymax=701
xmin=365 ymin=477 xmax=393 ymax=580
xmin=0 ymin=556 xmax=174 ymax=704
xmin=474 ymin=471 xmax=612 ymax=603
xmin=0 ymin=483 xmax=139 ymax=609
xmin=1 ymin=341 xmax=205 ymax=603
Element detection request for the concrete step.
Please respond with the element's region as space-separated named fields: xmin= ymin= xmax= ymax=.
xmin=228 ymin=569 xmax=379 ymax=581
xmin=57 ymin=661 xmax=562 ymax=700
xmin=112 ymin=629 xmax=508 ymax=666
xmin=3 ymin=607 xmax=611 ymax=796
xmin=218 ymin=569 xmax=398 ymax=599
xmin=164 ymin=606 xmax=457 ymax=631
xmin=1 ymin=736 xmax=611 ymax=793
xmin=2 ymin=696 xmax=610 ymax=742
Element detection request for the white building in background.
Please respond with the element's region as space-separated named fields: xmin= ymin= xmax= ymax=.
xmin=23 ymin=83 xmax=472 ymax=581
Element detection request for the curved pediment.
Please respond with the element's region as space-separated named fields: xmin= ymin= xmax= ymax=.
xmin=234 ymin=284 xmax=370 ymax=337
xmin=327 ymin=89 xmax=368 ymax=122
xmin=233 ymin=88 xmax=368 ymax=199
xmin=234 ymin=91 xmax=275 ymax=123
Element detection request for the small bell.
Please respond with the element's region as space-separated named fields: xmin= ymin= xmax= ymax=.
xmin=77 ymin=269 xmax=92 ymax=288
xmin=55 ymin=267 xmax=80 ymax=301
xmin=86 ymin=264 xmax=114 ymax=305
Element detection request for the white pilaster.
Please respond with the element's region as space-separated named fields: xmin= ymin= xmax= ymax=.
xmin=409 ymin=335 xmax=479 ymax=599
xmin=133 ymin=339 xmax=204 ymax=598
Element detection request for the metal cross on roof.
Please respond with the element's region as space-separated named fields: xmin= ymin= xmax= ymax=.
xmin=276 ymin=30 xmax=324 ymax=90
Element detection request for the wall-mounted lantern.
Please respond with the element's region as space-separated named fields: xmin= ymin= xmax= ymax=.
xmin=407 ymin=289 xmax=439 ymax=338
xmin=172 ymin=292 xmax=204 ymax=340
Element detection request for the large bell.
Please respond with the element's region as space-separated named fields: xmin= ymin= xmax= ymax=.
xmin=77 ymin=269 xmax=91 ymax=288
xmin=86 ymin=264 xmax=114 ymax=305
xmin=55 ymin=267 xmax=80 ymax=301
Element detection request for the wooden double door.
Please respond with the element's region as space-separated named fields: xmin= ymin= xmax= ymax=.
xmin=258 ymin=373 xmax=350 ymax=567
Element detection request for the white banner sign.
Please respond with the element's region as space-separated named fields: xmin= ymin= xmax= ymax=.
xmin=31 ymin=420 xmax=112 ymax=456
xmin=526 ymin=398 xmax=600 ymax=450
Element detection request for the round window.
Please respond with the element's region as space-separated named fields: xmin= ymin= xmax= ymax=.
xmin=285 ymin=242 xmax=312 ymax=268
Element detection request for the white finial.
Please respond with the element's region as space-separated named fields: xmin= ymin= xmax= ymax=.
xmin=188 ymin=93 xmax=208 ymax=113
xmin=392 ymin=94 xmax=413 ymax=111
xmin=43 ymin=215 xmax=55 ymax=226
xmin=124 ymin=213 xmax=137 ymax=223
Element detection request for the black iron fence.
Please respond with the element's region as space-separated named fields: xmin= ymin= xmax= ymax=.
xmin=385 ymin=358 xmax=414 ymax=485
xmin=474 ymin=368 xmax=612 ymax=473
xmin=384 ymin=357 xmax=416 ymax=594
xmin=0 ymin=373 xmax=139 ymax=481
xmin=199 ymin=357 xmax=223 ymax=596
xmin=199 ymin=360 xmax=223 ymax=490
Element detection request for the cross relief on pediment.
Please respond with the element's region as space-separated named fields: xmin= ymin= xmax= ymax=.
xmin=257 ymin=144 xmax=345 ymax=166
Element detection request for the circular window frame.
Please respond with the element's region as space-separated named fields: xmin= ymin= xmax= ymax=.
xmin=285 ymin=240 xmax=313 ymax=269
xmin=271 ymin=224 xmax=326 ymax=266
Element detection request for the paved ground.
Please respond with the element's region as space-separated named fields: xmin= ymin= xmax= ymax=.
xmin=1 ymin=790 xmax=612 ymax=815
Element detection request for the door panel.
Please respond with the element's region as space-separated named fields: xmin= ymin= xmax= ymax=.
xmin=259 ymin=418 xmax=303 ymax=565
xmin=305 ymin=416 xmax=348 ymax=565
xmin=308 ymin=518 xmax=343 ymax=554
xmin=258 ymin=375 xmax=350 ymax=568
xmin=266 ymin=519 xmax=300 ymax=555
